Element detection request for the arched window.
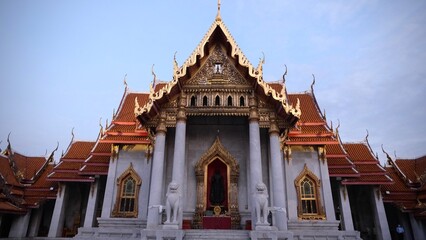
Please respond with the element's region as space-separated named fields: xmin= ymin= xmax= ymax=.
xmin=120 ymin=176 xmax=136 ymax=212
xmin=215 ymin=95 xmax=220 ymax=106
xmin=112 ymin=163 xmax=142 ymax=217
xmin=227 ymin=96 xmax=233 ymax=106
xmin=294 ymin=164 xmax=325 ymax=220
xmin=191 ymin=96 xmax=197 ymax=107
xmin=203 ymin=96 xmax=208 ymax=106
xmin=239 ymin=96 xmax=245 ymax=106
xmin=300 ymin=177 xmax=317 ymax=214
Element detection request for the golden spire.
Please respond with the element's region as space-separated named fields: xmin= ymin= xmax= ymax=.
xmin=216 ymin=0 xmax=221 ymax=21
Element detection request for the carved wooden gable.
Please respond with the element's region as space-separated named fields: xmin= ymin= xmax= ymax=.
xmin=185 ymin=45 xmax=250 ymax=87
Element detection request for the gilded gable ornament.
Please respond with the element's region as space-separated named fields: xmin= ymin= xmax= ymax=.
xmin=187 ymin=46 xmax=249 ymax=86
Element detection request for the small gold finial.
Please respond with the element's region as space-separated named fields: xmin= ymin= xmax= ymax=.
xmin=216 ymin=0 xmax=221 ymax=21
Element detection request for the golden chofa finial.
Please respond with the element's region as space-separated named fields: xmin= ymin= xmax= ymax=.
xmin=216 ymin=0 xmax=222 ymax=21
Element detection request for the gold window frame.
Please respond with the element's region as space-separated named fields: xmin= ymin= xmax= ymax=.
xmin=112 ymin=163 xmax=142 ymax=218
xmin=294 ymin=164 xmax=326 ymax=220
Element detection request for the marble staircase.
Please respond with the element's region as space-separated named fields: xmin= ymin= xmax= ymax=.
xmin=184 ymin=230 xmax=250 ymax=240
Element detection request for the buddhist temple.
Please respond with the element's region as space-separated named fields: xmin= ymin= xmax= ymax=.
xmin=0 ymin=3 xmax=424 ymax=240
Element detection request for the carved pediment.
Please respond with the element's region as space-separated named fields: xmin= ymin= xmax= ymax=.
xmin=186 ymin=45 xmax=249 ymax=87
xmin=195 ymin=137 xmax=239 ymax=177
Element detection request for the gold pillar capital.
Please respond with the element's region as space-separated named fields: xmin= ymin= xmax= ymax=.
xmin=248 ymin=95 xmax=259 ymax=122
xmin=156 ymin=111 xmax=167 ymax=134
xmin=176 ymin=92 xmax=187 ymax=122
xmin=269 ymin=112 xmax=280 ymax=135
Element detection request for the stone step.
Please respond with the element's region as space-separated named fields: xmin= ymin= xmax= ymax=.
xmin=184 ymin=230 xmax=250 ymax=240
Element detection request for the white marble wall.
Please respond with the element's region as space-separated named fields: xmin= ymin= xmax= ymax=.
xmin=101 ymin=145 xmax=151 ymax=221
xmin=182 ymin=116 xmax=250 ymax=215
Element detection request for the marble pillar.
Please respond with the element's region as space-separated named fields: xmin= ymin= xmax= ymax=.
xmin=9 ymin=209 xmax=31 ymax=237
xmin=338 ymin=184 xmax=354 ymax=231
xmin=171 ymin=121 xmax=186 ymax=185
xmin=83 ymin=178 xmax=100 ymax=227
xmin=27 ymin=206 xmax=43 ymax=237
xmin=409 ymin=213 xmax=426 ymax=240
xmin=317 ymin=151 xmax=336 ymax=221
xmin=268 ymin=113 xmax=287 ymax=231
xmin=371 ymin=186 xmax=391 ymax=240
xmin=248 ymin=95 xmax=264 ymax=227
xmin=283 ymin=148 xmax=298 ymax=220
xmin=48 ymin=184 xmax=67 ymax=237
xmin=101 ymin=153 xmax=118 ymax=218
xmin=169 ymin=93 xmax=187 ymax=228
xmin=146 ymin=111 xmax=167 ymax=229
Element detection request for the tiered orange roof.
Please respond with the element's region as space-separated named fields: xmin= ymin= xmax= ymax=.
xmin=342 ymin=142 xmax=393 ymax=185
xmin=48 ymin=141 xmax=96 ymax=182
xmin=0 ymin=142 xmax=57 ymax=214
xmin=0 ymin=154 xmax=25 ymax=214
xmin=23 ymin=163 xmax=57 ymax=208
xmin=382 ymin=156 xmax=426 ymax=219
xmin=100 ymin=91 xmax=150 ymax=145
xmin=51 ymin=89 xmax=152 ymax=181
xmin=285 ymin=90 xmax=358 ymax=178
xmin=79 ymin=141 xmax=111 ymax=175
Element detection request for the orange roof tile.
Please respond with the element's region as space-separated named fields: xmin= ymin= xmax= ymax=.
xmin=62 ymin=141 xmax=95 ymax=159
xmin=344 ymin=143 xmax=378 ymax=163
xmin=288 ymin=93 xmax=324 ymax=123
xmin=79 ymin=165 xmax=109 ymax=175
xmin=47 ymin=172 xmax=94 ymax=182
xmin=114 ymin=92 xmax=149 ymax=122
xmin=342 ymin=142 xmax=392 ymax=185
xmin=328 ymin=168 xmax=359 ymax=177
xmin=0 ymin=155 xmax=21 ymax=186
xmin=11 ymin=152 xmax=46 ymax=181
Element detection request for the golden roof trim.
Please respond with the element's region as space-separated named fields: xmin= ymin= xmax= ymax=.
xmin=135 ymin=15 xmax=301 ymax=119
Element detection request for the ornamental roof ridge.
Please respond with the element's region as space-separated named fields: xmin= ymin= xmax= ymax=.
xmin=135 ymin=13 xmax=301 ymax=121
xmin=288 ymin=90 xmax=312 ymax=95
xmin=344 ymin=140 xmax=371 ymax=145
xmin=177 ymin=16 xmax=254 ymax=79
xmin=383 ymin=146 xmax=411 ymax=185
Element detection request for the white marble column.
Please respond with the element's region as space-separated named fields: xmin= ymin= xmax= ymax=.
xmin=146 ymin=111 xmax=168 ymax=229
xmin=27 ymin=206 xmax=43 ymax=237
xmin=171 ymin=123 xmax=186 ymax=184
xmin=371 ymin=186 xmax=391 ymax=240
xmin=169 ymin=93 xmax=187 ymax=228
xmin=48 ymin=184 xmax=67 ymax=237
xmin=268 ymin=112 xmax=287 ymax=231
xmin=248 ymin=95 xmax=263 ymax=226
xmin=9 ymin=209 xmax=31 ymax=237
xmin=338 ymin=184 xmax=354 ymax=231
xmin=283 ymin=147 xmax=297 ymax=221
xmin=317 ymin=150 xmax=336 ymax=221
xmin=409 ymin=213 xmax=426 ymax=240
xmin=101 ymin=152 xmax=118 ymax=218
xmin=171 ymin=93 xmax=187 ymax=185
xmin=83 ymin=178 xmax=100 ymax=227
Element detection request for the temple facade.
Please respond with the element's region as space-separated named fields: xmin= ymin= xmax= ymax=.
xmin=1 ymin=7 xmax=425 ymax=240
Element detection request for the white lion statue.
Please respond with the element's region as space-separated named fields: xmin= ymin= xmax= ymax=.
xmin=254 ymin=182 xmax=269 ymax=224
xmin=165 ymin=182 xmax=180 ymax=223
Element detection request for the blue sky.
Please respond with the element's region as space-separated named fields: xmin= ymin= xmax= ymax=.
xmin=1 ymin=0 xmax=425 ymax=162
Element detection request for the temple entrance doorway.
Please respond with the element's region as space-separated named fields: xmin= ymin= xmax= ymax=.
xmin=193 ymin=137 xmax=240 ymax=229
xmin=207 ymin=159 xmax=228 ymax=213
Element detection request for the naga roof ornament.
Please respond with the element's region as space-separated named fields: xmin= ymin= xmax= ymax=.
xmin=134 ymin=5 xmax=301 ymax=120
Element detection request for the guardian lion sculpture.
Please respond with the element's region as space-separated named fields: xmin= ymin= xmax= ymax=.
xmin=254 ymin=182 xmax=269 ymax=224
xmin=165 ymin=182 xmax=180 ymax=223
